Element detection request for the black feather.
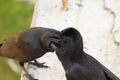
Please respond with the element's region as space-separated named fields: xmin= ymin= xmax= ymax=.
xmin=56 ymin=27 xmax=120 ymax=80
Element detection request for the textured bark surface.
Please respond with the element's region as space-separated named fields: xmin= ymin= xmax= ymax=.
xmin=21 ymin=0 xmax=120 ymax=80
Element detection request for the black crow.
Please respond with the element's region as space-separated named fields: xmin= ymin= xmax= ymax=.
xmin=55 ymin=27 xmax=120 ymax=80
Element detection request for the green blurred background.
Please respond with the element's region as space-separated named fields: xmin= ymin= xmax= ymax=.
xmin=0 ymin=0 xmax=34 ymax=80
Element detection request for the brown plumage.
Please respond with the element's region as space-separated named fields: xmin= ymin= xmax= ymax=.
xmin=0 ymin=27 xmax=61 ymax=80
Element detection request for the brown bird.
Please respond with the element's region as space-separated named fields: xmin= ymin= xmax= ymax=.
xmin=0 ymin=27 xmax=61 ymax=80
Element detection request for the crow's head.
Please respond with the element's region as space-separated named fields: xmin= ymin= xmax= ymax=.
xmin=56 ymin=27 xmax=83 ymax=55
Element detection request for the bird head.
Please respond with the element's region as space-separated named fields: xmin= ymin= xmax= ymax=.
xmin=56 ymin=27 xmax=84 ymax=55
xmin=40 ymin=29 xmax=61 ymax=52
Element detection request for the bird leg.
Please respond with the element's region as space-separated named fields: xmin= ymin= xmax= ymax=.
xmin=19 ymin=62 xmax=38 ymax=80
xmin=28 ymin=60 xmax=49 ymax=68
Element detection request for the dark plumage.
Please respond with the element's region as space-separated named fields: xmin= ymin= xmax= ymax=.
xmin=0 ymin=27 xmax=61 ymax=80
xmin=55 ymin=27 xmax=120 ymax=80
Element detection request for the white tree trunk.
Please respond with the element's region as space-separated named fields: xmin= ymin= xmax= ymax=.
xmin=21 ymin=0 xmax=120 ymax=80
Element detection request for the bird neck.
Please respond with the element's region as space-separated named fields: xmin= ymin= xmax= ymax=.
xmin=60 ymin=54 xmax=72 ymax=70
xmin=69 ymin=50 xmax=85 ymax=62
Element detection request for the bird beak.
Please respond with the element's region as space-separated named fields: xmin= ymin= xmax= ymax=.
xmin=50 ymin=39 xmax=61 ymax=51
xmin=51 ymin=43 xmax=57 ymax=50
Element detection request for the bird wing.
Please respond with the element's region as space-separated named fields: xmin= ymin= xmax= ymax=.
xmin=89 ymin=55 xmax=120 ymax=80
xmin=98 ymin=62 xmax=120 ymax=80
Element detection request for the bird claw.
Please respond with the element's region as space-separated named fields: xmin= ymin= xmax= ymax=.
xmin=35 ymin=62 xmax=49 ymax=68
xmin=29 ymin=62 xmax=50 ymax=68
